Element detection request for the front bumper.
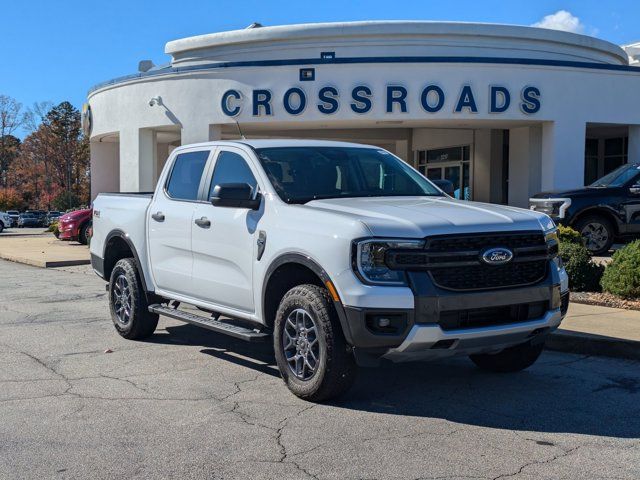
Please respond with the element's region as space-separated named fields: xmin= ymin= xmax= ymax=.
xmin=340 ymin=262 xmax=569 ymax=364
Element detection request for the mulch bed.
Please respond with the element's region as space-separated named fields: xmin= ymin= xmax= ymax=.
xmin=571 ymin=291 xmax=640 ymax=311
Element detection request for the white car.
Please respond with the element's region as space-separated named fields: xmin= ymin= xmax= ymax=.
xmin=0 ymin=211 xmax=13 ymax=232
xmin=90 ymin=140 xmax=569 ymax=401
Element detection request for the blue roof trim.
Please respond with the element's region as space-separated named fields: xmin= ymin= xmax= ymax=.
xmin=88 ymin=55 xmax=640 ymax=94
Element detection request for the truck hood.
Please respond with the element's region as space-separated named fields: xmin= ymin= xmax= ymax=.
xmin=532 ymin=187 xmax=620 ymax=199
xmin=305 ymin=196 xmax=552 ymax=237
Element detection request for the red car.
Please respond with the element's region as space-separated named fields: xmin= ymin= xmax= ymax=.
xmin=58 ymin=208 xmax=93 ymax=244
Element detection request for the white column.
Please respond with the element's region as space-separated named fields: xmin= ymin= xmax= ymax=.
xmin=507 ymin=126 xmax=542 ymax=208
xmin=628 ymin=125 xmax=640 ymax=164
xmin=181 ymin=124 xmax=222 ymax=145
xmin=119 ymin=128 xmax=156 ymax=192
xmin=541 ymin=120 xmax=585 ymax=191
xmin=90 ymin=141 xmax=119 ymax=200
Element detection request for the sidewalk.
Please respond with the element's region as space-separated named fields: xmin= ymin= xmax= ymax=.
xmin=0 ymin=230 xmax=89 ymax=268
xmin=548 ymin=302 xmax=640 ymax=360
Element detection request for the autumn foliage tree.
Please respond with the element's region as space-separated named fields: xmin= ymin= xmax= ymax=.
xmin=3 ymin=97 xmax=90 ymax=210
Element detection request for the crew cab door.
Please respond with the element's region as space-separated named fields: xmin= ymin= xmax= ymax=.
xmin=191 ymin=147 xmax=262 ymax=312
xmin=147 ymin=149 xmax=212 ymax=297
xmin=623 ymin=169 xmax=640 ymax=233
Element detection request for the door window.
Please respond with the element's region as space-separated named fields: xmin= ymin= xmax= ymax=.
xmin=209 ymin=151 xmax=258 ymax=199
xmin=165 ymin=151 xmax=210 ymax=201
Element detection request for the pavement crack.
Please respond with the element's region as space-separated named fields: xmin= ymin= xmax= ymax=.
xmin=492 ymin=445 xmax=581 ymax=480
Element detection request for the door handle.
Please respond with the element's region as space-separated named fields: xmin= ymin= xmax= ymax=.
xmin=194 ymin=216 xmax=211 ymax=228
xmin=151 ymin=212 xmax=165 ymax=222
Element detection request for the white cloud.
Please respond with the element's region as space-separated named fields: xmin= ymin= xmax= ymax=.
xmin=531 ymin=10 xmax=585 ymax=34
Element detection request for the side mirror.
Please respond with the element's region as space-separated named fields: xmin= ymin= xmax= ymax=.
xmin=431 ymin=179 xmax=455 ymax=196
xmin=210 ymin=183 xmax=261 ymax=210
xmin=629 ymin=185 xmax=640 ymax=195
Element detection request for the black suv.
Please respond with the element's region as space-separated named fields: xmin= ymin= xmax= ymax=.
xmin=530 ymin=163 xmax=640 ymax=254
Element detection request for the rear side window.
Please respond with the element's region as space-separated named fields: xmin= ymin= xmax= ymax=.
xmin=208 ymin=151 xmax=258 ymax=198
xmin=166 ymin=151 xmax=210 ymax=200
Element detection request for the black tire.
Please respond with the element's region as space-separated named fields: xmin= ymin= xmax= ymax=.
xmin=574 ymin=214 xmax=614 ymax=255
xmin=78 ymin=222 xmax=92 ymax=245
xmin=274 ymin=284 xmax=357 ymax=402
xmin=108 ymin=258 xmax=158 ymax=340
xmin=469 ymin=341 xmax=544 ymax=373
xmin=0 ymin=222 xmax=3 ymax=233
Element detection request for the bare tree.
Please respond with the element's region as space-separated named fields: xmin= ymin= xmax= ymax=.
xmin=0 ymin=95 xmax=25 ymax=189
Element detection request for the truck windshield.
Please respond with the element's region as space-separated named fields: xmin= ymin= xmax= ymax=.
xmin=256 ymin=146 xmax=443 ymax=204
xmin=590 ymin=163 xmax=640 ymax=188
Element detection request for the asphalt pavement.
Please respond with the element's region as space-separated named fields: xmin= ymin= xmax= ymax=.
xmin=1 ymin=260 xmax=638 ymax=479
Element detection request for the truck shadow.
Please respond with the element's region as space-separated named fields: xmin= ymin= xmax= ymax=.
xmin=153 ymin=323 xmax=640 ymax=439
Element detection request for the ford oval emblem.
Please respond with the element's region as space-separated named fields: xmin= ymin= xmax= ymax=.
xmin=481 ymin=247 xmax=513 ymax=265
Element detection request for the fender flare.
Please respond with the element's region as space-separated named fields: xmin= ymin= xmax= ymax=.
xmin=103 ymin=229 xmax=151 ymax=293
xmin=262 ymin=253 xmax=354 ymax=344
xmin=569 ymin=205 xmax=624 ymax=233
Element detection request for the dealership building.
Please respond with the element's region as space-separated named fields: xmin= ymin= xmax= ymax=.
xmin=87 ymin=21 xmax=640 ymax=206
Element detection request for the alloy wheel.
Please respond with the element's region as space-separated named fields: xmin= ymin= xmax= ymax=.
xmin=580 ymin=222 xmax=609 ymax=252
xmin=112 ymin=274 xmax=132 ymax=325
xmin=282 ymin=308 xmax=321 ymax=381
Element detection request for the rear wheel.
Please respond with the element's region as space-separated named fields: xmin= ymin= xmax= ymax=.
xmin=274 ymin=284 xmax=356 ymax=402
xmin=0 ymin=222 xmax=4 ymax=233
xmin=574 ymin=214 xmax=614 ymax=255
xmin=469 ymin=341 xmax=544 ymax=373
xmin=109 ymin=258 xmax=158 ymax=340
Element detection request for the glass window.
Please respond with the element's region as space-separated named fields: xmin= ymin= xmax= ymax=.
xmin=209 ymin=151 xmax=258 ymax=198
xmin=256 ymin=147 xmax=442 ymax=204
xmin=590 ymin=163 xmax=640 ymax=188
xmin=166 ymin=151 xmax=210 ymax=201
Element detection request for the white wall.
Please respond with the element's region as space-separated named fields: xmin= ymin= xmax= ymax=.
xmin=90 ymin=141 xmax=119 ymax=201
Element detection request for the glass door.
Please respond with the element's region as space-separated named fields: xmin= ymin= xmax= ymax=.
xmin=417 ymin=145 xmax=472 ymax=200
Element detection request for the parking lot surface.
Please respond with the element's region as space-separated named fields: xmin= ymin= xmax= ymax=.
xmin=1 ymin=259 xmax=638 ymax=479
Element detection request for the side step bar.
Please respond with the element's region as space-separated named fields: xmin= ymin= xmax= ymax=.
xmin=148 ymin=304 xmax=270 ymax=343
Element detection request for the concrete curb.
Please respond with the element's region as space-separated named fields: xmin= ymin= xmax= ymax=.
xmin=0 ymin=253 xmax=89 ymax=268
xmin=548 ymin=329 xmax=640 ymax=361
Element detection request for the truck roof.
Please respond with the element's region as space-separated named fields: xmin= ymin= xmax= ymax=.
xmin=173 ymin=139 xmax=379 ymax=151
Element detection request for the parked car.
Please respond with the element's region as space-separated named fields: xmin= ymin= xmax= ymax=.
xmin=0 ymin=211 xmax=13 ymax=232
xmin=58 ymin=208 xmax=93 ymax=244
xmin=530 ymin=163 xmax=640 ymax=254
xmin=17 ymin=212 xmax=42 ymax=228
xmin=90 ymin=140 xmax=569 ymax=401
xmin=7 ymin=210 xmax=20 ymax=225
xmin=24 ymin=210 xmax=47 ymax=227
xmin=46 ymin=211 xmax=62 ymax=225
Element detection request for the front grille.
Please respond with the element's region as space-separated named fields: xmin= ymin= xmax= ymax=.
xmin=386 ymin=231 xmax=553 ymax=291
xmin=439 ymin=300 xmax=549 ymax=331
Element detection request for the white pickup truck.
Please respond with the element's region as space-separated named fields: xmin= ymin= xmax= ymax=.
xmin=90 ymin=139 xmax=569 ymax=401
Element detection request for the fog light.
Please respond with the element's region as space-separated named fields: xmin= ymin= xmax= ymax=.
xmin=365 ymin=313 xmax=407 ymax=334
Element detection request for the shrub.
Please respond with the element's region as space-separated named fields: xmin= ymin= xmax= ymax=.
xmin=559 ymin=241 xmax=604 ymax=292
xmin=49 ymin=222 xmax=60 ymax=238
xmin=558 ymin=225 xmax=583 ymax=245
xmin=601 ymin=241 xmax=640 ymax=299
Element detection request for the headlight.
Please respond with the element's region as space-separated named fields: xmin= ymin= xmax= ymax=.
xmin=353 ymin=238 xmax=424 ymax=285
xmin=529 ymin=198 xmax=571 ymax=219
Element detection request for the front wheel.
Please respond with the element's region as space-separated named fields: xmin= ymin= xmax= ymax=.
xmin=274 ymin=284 xmax=357 ymax=402
xmin=574 ymin=214 xmax=614 ymax=255
xmin=469 ymin=341 xmax=544 ymax=373
xmin=109 ymin=258 xmax=158 ymax=340
xmin=78 ymin=222 xmax=92 ymax=245
xmin=0 ymin=222 xmax=3 ymax=233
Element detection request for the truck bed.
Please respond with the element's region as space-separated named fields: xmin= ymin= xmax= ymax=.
xmin=90 ymin=192 xmax=153 ymax=281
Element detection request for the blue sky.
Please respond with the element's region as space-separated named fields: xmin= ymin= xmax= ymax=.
xmin=2 ymin=0 xmax=638 ymax=135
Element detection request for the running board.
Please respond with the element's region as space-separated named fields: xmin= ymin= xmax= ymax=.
xmin=148 ymin=304 xmax=270 ymax=342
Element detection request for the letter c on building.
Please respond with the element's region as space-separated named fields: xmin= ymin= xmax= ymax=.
xmin=221 ymin=89 xmax=242 ymax=117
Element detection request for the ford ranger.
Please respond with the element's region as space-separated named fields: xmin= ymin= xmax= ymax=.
xmin=90 ymin=140 xmax=569 ymax=401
